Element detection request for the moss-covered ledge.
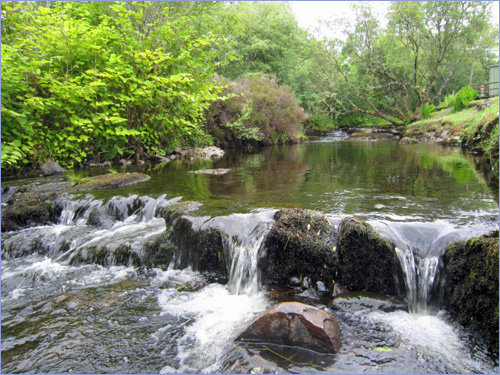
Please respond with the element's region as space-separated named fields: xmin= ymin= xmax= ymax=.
xmin=67 ymin=172 xmax=150 ymax=192
xmin=443 ymin=231 xmax=499 ymax=356
xmin=1 ymin=172 xmax=150 ymax=232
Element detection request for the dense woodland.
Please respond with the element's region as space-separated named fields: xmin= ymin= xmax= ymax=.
xmin=1 ymin=1 xmax=498 ymax=171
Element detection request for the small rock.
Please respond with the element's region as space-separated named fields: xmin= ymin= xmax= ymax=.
xmin=295 ymin=288 xmax=321 ymax=304
xmin=289 ymin=276 xmax=302 ymax=287
xmin=236 ymin=301 xmax=342 ymax=354
xmin=119 ymin=159 xmax=131 ymax=167
xmin=316 ymin=281 xmax=329 ymax=296
xmin=332 ymin=282 xmax=350 ymax=298
xmin=149 ymin=155 xmax=170 ymax=164
xmin=301 ymin=276 xmax=312 ymax=289
xmin=40 ymin=161 xmax=65 ymax=176
xmin=189 ymin=168 xmax=230 ymax=175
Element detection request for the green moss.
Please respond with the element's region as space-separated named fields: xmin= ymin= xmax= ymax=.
xmin=337 ymin=217 xmax=405 ymax=296
xmin=68 ymin=172 xmax=150 ymax=192
xmin=1 ymin=192 xmax=63 ymax=232
xmin=444 ymin=231 xmax=499 ymax=356
xmin=263 ymin=209 xmax=336 ymax=285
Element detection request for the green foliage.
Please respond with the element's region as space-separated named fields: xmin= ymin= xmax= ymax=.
xmin=452 ymin=86 xmax=478 ymax=112
xmin=206 ymin=76 xmax=307 ymax=147
xmin=421 ymin=104 xmax=436 ymax=119
xmin=305 ymin=114 xmax=337 ymax=133
xmin=439 ymin=93 xmax=458 ymax=108
xmin=65 ymin=170 xmax=84 ymax=183
xmin=323 ymin=1 xmax=497 ymax=125
xmin=1 ymin=1 xmax=230 ymax=170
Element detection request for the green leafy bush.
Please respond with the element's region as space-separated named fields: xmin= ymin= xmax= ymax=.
xmin=421 ymin=104 xmax=436 ymax=119
xmin=1 ymin=2 xmax=229 ymax=170
xmin=439 ymin=93 xmax=457 ymax=108
xmin=453 ymin=86 xmax=478 ymax=112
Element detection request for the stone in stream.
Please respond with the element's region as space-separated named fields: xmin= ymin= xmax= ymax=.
xmin=1 ymin=192 xmax=63 ymax=232
xmin=160 ymin=201 xmax=229 ymax=282
xmin=261 ymin=209 xmax=336 ymax=286
xmin=337 ymin=217 xmax=405 ymax=297
xmin=40 ymin=161 xmax=65 ymax=176
xmin=236 ymin=301 xmax=342 ymax=354
xmin=443 ymin=230 xmax=499 ymax=356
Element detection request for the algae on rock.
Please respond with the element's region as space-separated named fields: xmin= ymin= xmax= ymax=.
xmin=443 ymin=231 xmax=499 ymax=356
xmin=337 ymin=217 xmax=405 ymax=297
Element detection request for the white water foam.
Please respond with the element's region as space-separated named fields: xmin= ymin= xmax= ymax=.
xmin=368 ymin=310 xmax=498 ymax=374
xmin=155 ymin=270 xmax=270 ymax=374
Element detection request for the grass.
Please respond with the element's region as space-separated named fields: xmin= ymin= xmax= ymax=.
xmin=65 ymin=170 xmax=84 ymax=184
xmin=404 ymin=97 xmax=499 ymax=179
xmin=405 ymin=97 xmax=499 ymax=139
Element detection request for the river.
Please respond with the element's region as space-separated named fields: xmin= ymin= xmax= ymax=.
xmin=1 ymin=135 xmax=498 ymax=373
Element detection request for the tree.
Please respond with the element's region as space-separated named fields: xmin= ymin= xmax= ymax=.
xmin=324 ymin=1 xmax=498 ymax=125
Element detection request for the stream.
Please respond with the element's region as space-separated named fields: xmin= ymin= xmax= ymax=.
xmin=1 ymin=136 xmax=499 ymax=374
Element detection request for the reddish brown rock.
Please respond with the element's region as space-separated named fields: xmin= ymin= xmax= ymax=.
xmin=236 ymin=302 xmax=341 ymax=354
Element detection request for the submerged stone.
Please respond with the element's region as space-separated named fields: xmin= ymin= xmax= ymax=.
xmin=189 ymin=168 xmax=230 ymax=175
xmin=236 ymin=301 xmax=341 ymax=354
xmin=443 ymin=231 xmax=499 ymax=356
xmin=337 ymin=217 xmax=405 ymax=297
xmin=68 ymin=172 xmax=150 ymax=192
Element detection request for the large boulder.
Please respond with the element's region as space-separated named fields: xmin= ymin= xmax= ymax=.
xmin=337 ymin=217 xmax=405 ymax=296
xmin=443 ymin=231 xmax=499 ymax=356
xmin=161 ymin=202 xmax=229 ymax=282
xmin=236 ymin=302 xmax=341 ymax=354
xmin=262 ymin=209 xmax=336 ymax=285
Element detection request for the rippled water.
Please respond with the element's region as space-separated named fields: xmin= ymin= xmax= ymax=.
xmin=2 ymin=139 xmax=498 ymax=373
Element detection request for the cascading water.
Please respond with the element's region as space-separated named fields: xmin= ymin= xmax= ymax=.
xmin=2 ymin=188 xmax=498 ymax=373
xmin=372 ymin=220 xmax=494 ymax=313
xmin=192 ymin=211 xmax=276 ymax=295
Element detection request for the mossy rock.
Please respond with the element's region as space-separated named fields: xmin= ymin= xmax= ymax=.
xmin=161 ymin=203 xmax=228 ymax=282
xmin=443 ymin=231 xmax=499 ymax=356
xmin=141 ymin=233 xmax=174 ymax=269
xmin=68 ymin=172 xmax=150 ymax=192
xmin=337 ymin=217 xmax=405 ymax=296
xmin=160 ymin=201 xmax=202 ymax=226
xmin=70 ymin=244 xmax=142 ymax=267
xmin=1 ymin=192 xmax=63 ymax=232
xmin=262 ymin=209 xmax=336 ymax=285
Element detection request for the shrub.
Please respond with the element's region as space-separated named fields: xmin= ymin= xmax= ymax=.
xmin=421 ymin=104 xmax=436 ymax=119
xmin=439 ymin=93 xmax=457 ymax=108
xmin=1 ymin=2 xmax=228 ymax=170
xmin=206 ymin=76 xmax=307 ymax=147
xmin=453 ymin=86 xmax=478 ymax=112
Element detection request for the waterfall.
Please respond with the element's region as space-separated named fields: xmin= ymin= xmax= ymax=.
xmin=209 ymin=211 xmax=275 ymax=295
xmin=394 ymin=247 xmax=442 ymax=314
xmin=372 ymin=221 xmax=466 ymax=314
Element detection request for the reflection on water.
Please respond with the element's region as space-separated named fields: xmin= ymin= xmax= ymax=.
xmin=89 ymin=141 xmax=497 ymax=223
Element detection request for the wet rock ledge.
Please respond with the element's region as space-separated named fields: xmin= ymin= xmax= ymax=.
xmin=1 ymin=172 xmax=150 ymax=232
xmin=443 ymin=231 xmax=499 ymax=356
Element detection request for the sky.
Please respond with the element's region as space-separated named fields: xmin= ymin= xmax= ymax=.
xmin=290 ymin=1 xmax=500 ymax=40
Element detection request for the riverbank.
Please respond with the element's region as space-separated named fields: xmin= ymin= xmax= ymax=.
xmin=401 ymin=97 xmax=499 ymax=183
